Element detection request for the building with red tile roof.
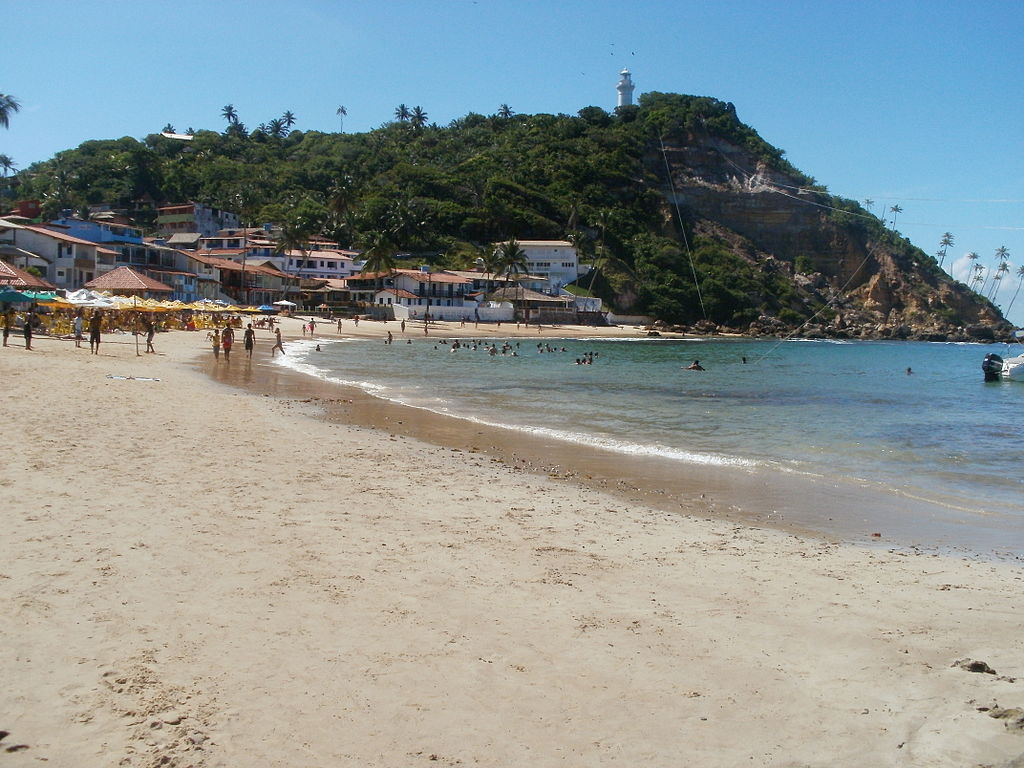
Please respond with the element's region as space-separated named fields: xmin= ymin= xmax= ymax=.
xmin=0 ymin=259 xmax=58 ymax=289
xmin=84 ymin=266 xmax=173 ymax=297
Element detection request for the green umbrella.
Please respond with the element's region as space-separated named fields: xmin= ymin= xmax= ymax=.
xmin=0 ymin=287 xmax=31 ymax=303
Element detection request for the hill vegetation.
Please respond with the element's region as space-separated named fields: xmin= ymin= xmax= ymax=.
xmin=6 ymin=93 xmax=1008 ymax=337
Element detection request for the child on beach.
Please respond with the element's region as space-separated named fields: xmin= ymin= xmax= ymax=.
xmin=272 ymin=327 xmax=285 ymax=356
xmin=211 ymin=328 xmax=221 ymax=359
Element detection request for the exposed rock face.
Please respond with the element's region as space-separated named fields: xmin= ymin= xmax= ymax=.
xmin=648 ymin=135 xmax=1009 ymax=340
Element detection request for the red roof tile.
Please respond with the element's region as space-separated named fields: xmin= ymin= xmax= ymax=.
xmin=0 ymin=259 xmax=58 ymax=289
xmin=84 ymin=266 xmax=173 ymax=293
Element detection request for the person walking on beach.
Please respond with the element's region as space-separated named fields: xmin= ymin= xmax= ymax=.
xmin=142 ymin=315 xmax=156 ymax=353
xmin=272 ymin=326 xmax=285 ymax=356
xmin=211 ymin=328 xmax=221 ymax=359
xmin=244 ymin=323 xmax=255 ymax=358
xmin=73 ymin=308 xmax=84 ymax=349
xmin=221 ymin=323 xmax=234 ymax=361
xmin=89 ymin=310 xmax=103 ymax=354
xmin=400 ymin=319 xmax=406 ymax=334
xmin=2 ymin=307 xmax=13 ymax=347
xmin=22 ymin=305 xmax=34 ymax=350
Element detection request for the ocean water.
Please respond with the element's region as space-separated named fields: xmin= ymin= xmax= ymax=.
xmin=273 ymin=335 xmax=1024 ymax=553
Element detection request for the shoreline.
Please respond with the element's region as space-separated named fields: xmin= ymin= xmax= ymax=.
xmin=215 ymin=317 xmax=1021 ymax=560
xmin=3 ymin=324 xmax=1023 ymax=767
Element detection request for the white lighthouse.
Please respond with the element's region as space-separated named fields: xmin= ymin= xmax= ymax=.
xmin=616 ymin=68 xmax=635 ymax=108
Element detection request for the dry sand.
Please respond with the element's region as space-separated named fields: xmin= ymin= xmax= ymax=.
xmin=2 ymin=318 xmax=1023 ymax=767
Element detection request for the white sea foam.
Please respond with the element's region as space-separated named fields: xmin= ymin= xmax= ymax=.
xmin=273 ymin=343 xmax=758 ymax=469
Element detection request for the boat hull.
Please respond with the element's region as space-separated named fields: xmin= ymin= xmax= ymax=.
xmin=1003 ymin=355 xmax=1024 ymax=381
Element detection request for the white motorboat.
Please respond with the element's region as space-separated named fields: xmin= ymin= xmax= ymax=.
xmin=982 ymin=331 xmax=1024 ymax=381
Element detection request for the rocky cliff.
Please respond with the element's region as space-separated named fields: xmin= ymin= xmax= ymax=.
xmin=647 ymin=132 xmax=1007 ymax=341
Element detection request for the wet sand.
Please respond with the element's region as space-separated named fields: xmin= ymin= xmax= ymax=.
xmin=214 ymin=317 xmax=1019 ymax=558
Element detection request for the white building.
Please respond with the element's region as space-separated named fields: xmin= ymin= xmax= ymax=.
xmin=282 ymin=249 xmax=363 ymax=280
xmin=514 ymin=240 xmax=587 ymax=293
xmin=616 ymin=69 xmax=635 ymax=107
xmin=0 ymin=219 xmax=118 ymax=290
xmin=157 ymin=203 xmax=241 ymax=238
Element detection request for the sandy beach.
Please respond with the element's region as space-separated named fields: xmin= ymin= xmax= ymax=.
xmin=2 ymin=317 xmax=1023 ymax=767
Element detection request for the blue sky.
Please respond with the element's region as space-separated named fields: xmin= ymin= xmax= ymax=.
xmin=5 ymin=0 xmax=1024 ymax=325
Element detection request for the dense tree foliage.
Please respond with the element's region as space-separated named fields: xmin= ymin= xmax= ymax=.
xmin=8 ymin=94 xmax=943 ymax=326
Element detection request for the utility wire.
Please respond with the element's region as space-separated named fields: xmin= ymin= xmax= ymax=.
xmin=659 ymin=134 xmax=707 ymax=321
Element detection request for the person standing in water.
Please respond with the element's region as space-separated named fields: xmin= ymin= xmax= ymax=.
xmin=272 ymin=326 xmax=285 ymax=356
xmin=221 ymin=322 xmax=234 ymax=361
xmin=244 ymin=323 xmax=255 ymax=358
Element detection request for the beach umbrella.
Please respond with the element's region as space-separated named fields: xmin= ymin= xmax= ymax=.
xmin=257 ymin=305 xmax=276 ymax=312
xmin=272 ymin=300 xmax=297 ymax=307
xmin=0 ymin=287 xmax=31 ymax=303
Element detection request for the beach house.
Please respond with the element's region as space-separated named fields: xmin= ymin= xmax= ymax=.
xmin=156 ymin=202 xmax=240 ymax=238
xmin=0 ymin=219 xmax=119 ymax=290
xmin=514 ymin=240 xmax=588 ymax=293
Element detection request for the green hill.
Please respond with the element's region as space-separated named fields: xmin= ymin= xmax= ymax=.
xmin=7 ymin=93 xmax=1008 ymax=339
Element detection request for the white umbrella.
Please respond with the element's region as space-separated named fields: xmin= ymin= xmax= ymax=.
xmin=272 ymin=300 xmax=297 ymax=307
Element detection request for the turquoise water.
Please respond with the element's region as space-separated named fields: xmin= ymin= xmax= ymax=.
xmin=275 ymin=336 xmax=1024 ymax=553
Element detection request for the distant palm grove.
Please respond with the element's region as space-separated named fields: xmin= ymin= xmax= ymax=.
xmin=3 ymin=93 xmax=1003 ymax=328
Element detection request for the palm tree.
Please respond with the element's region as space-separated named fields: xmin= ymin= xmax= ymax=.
xmin=359 ymin=231 xmax=398 ymax=275
xmin=889 ymin=204 xmax=903 ymax=231
xmin=498 ymin=103 xmax=514 ymax=119
xmin=992 ymin=260 xmax=1011 ymax=303
xmin=336 ymin=105 xmax=347 ymax=132
xmin=1005 ymin=265 xmax=1024 ymax=316
xmin=972 ymin=262 xmax=986 ymax=292
xmin=493 ymin=237 xmax=530 ymax=318
xmin=281 ymin=110 xmax=297 ymax=130
xmin=937 ymin=232 xmax=954 ymax=269
xmin=586 ymin=209 xmax=612 ymax=294
xmin=394 ymin=104 xmax=411 ymax=122
xmin=162 ymin=123 xmax=175 ymax=133
xmin=986 ymin=246 xmax=1010 ymax=299
xmin=221 ymin=104 xmax=238 ymax=124
xmin=410 ymin=106 xmax=428 ymax=129
xmin=267 ymin=118 xmax=286 ymax=138
xmin=964 ymin=251 xmax=979 ymax=286
xmin=0 ymin=154 xmax=16 ymax=177
xmin=0 ymin=93 xmax=20 ymax=129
